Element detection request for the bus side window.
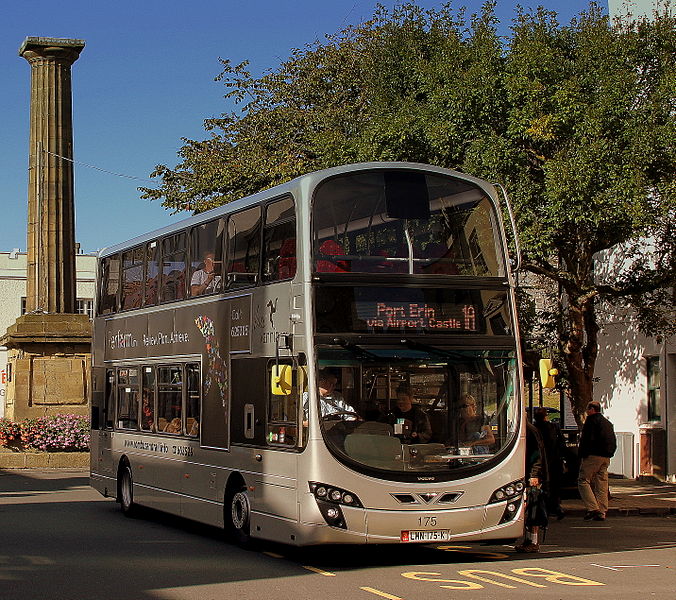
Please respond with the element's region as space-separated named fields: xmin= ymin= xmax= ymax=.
xmin=185 ymin=363 xmax=200 ymax=437
xmin=189 ymin=219 xmax=225 ymax=297
xmin=98 ymin=254 xmax=120 ymax=315
xmin=226 ymin=206 xmax=261 ymax=289
xmin=262 ymin=197 xmax=296 ymax=283
xmin=160 ymin=232 xmax=187 ymax=303
xmin=120 ymin=246 xmax=144 ymax=310
xmin=117 ymin=368 xmax=139 ymax=430
xmin=144 ymin=241 xmax=159 ymax=306
xmin=141 ymin=366 xmax=156 ymax=432
xmin=268 ymin=360 xmax=299 ymax=446
xmin=157 ymin=365 xmax=183 ymax=434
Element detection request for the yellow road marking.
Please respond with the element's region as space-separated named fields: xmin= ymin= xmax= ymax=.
xmin=302 ymin=565 xmax=336 ymax=576
xmin=262 ymin=551 xmax=284 ymax=559
xmin=360 ymin=587 xmax=404 ymax=599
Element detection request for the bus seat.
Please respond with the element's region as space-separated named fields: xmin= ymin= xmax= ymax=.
xmin=278 ymin=238 xmax=297 ymax=279
xmin=345 ymin=434 xmax=402 ymax=469
xmin=354 ymin=421 xmax=393 ymax=436
xmin=165 ymin=418 xmax=181 ymax=434
xmin=186 ymin=418 xmax=199 ymax=436
xmin=158 ymin=417 xmax=168 ymax=431
xmin=316 ymin=239 xmax=349 ymax=272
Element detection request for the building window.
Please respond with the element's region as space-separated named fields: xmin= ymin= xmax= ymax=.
xmin=76 ymin=298 xmax=94 ymax=320
xmin=647 ymin=356 xmax=661 ymax=422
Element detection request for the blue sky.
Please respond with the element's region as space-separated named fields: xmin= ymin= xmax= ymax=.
xmin=1 ymin=0 xmax=601 ymax=254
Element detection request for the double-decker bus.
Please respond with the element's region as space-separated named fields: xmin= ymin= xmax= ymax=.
xmin=90 ymin=162 xmax=525 ymax=546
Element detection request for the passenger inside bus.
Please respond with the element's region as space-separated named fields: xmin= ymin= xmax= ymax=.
xmin=457 ymin=393 xmax=495 ymax=454
xmin=190 ymin=251 xmax=222 ymax=296
xmin=387 ymin=385 xmax=432 ymax=444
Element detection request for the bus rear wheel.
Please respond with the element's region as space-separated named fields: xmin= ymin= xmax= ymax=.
xmin=226 ymin=486 xmax=251 ymax=546
xmin=119 ymin=464 xmax=137 ymax=517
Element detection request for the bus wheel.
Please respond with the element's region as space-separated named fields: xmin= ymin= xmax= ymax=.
xmin=226 ymin=486 xmax=251 ymax=546
xmin=119 ymin=463 xmax=137 ymax=518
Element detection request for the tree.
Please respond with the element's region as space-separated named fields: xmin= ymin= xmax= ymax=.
xmin=141 ymin=2 xmax=675 ymax=426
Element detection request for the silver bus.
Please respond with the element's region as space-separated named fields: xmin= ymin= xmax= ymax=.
xmin=90 ymin=162 xmax=526 ymax=546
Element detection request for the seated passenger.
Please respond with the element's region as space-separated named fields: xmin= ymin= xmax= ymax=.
xmin=191 ymin=251 xmax=222 ymax=296
xmin=387 ymin=385 xmax=432 ymax=444
xmin=458 ymin=394 xmax=495 ymax=454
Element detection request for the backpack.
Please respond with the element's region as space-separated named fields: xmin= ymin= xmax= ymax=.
xmin=525 ymin=486 xmax=549 ymax=531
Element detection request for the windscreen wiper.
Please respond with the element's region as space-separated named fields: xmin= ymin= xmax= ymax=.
xmin=332 ymin=337 xmax=379 ymax=360
xmin=400 ymin=338 xmax=466 ymax=361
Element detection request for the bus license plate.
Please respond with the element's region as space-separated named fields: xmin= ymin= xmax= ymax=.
xmin=401 ymin=529 xmax=450 ymax=543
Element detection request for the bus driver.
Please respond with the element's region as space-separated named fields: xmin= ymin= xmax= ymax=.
xmin=318 ymin=370 xmax=355 ymax=418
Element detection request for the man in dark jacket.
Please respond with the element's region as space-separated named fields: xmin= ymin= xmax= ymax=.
xmin=577 ymin=401 xmax=617 ymax=521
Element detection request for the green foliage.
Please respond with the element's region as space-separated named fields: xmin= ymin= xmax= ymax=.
xmin=141 ymin=1 xmax=675 ymax=418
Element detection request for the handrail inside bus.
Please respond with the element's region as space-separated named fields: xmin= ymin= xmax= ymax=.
xmin=492 ymin=183 xmax=522 ymax=274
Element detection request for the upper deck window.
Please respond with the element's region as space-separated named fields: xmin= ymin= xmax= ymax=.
xmin=226 ymin=206 xmax=261 ymax=289
xmin=98 ymin=254 xmax=120 ymax=315
xmin=313 ymin=170 xmax=503 ymax=277
xmin=190 ymin=219 xmax=225 ymax=297
xmin=263 ymin=196 xmax=296 ymax=282
xmin=160 ymin=233 xmax=187 ymax=302
xmin=120 ymin=246 xmax=145 ymax=310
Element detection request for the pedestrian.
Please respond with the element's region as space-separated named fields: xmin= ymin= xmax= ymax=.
xmin=577 ymin=401 xmax=617 ymax=521
xmin=533 ymin=406 xmax=567 ymax=519
xmin=515 ymin=421 xmax=548 ymax=553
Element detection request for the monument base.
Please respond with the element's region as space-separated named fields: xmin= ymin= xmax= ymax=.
xmin=1 ymin=313 xmax=92 ymax=421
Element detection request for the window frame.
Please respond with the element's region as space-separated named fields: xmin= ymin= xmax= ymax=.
xmin=159 ymin=232 xmax=188 ymax=304
xmin=647 ymin=356 xmax=661 ymax=422
xmin=225 ymin=205 xmax=262 ymax=290
xmin=262 ymin=195 xmax=297 ymax=283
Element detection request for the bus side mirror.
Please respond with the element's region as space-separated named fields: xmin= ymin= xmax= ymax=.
xmin=271 ymin=364 xmax=293 ymax=396
xmin=539 ymin=359 xmax=558 ymax=388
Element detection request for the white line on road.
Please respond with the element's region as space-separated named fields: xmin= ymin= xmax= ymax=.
xmin=591 ymin=564 xmax=661 ymax=571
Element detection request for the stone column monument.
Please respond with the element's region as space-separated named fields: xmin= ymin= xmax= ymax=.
xmin=1 ymin=37 xmax=91 ymax=421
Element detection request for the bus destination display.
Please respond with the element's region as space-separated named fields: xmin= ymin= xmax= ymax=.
xmin=315 ymin=286 xmax=502 ymax=335
xmin=360 ymin=300 xmax=477 ymax=332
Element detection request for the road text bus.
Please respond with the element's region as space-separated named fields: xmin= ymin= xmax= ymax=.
xmin=90 ymin=162 xmax=525 ymax=546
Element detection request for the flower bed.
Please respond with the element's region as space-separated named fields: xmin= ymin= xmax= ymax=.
xmin=0 ymin=414 xmax=90 ymax=452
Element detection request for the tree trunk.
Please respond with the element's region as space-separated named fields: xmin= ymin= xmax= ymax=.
xmin=560 ymin=296 xmax=599 ymax=429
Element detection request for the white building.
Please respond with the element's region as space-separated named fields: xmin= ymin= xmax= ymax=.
xmin=0 ymin=250 xmax=96 ymax=418
xmin=599 ymin=0 xmax=675 ymax=483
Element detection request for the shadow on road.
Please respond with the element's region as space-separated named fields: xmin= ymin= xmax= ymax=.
xmin=1 ymin=469 xmax=674 ymax=600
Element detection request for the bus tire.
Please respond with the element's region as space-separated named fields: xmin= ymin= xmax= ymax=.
xmin=118 ymin=463 xmax=137 ymax=518
xmin=225 ymin=485 xmax=251 ymax=546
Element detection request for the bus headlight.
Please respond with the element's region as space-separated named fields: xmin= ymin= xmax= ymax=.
xmin=489 ymin=479 xmax=524 ymax=504
xmin=309 ymin=482 xmax=363 ymax=529
xmin=309 ymin=482 xmax=363 ymax=507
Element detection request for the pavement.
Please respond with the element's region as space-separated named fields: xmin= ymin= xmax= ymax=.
xmin=561 ymin=476 xmax=676 ymax=517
